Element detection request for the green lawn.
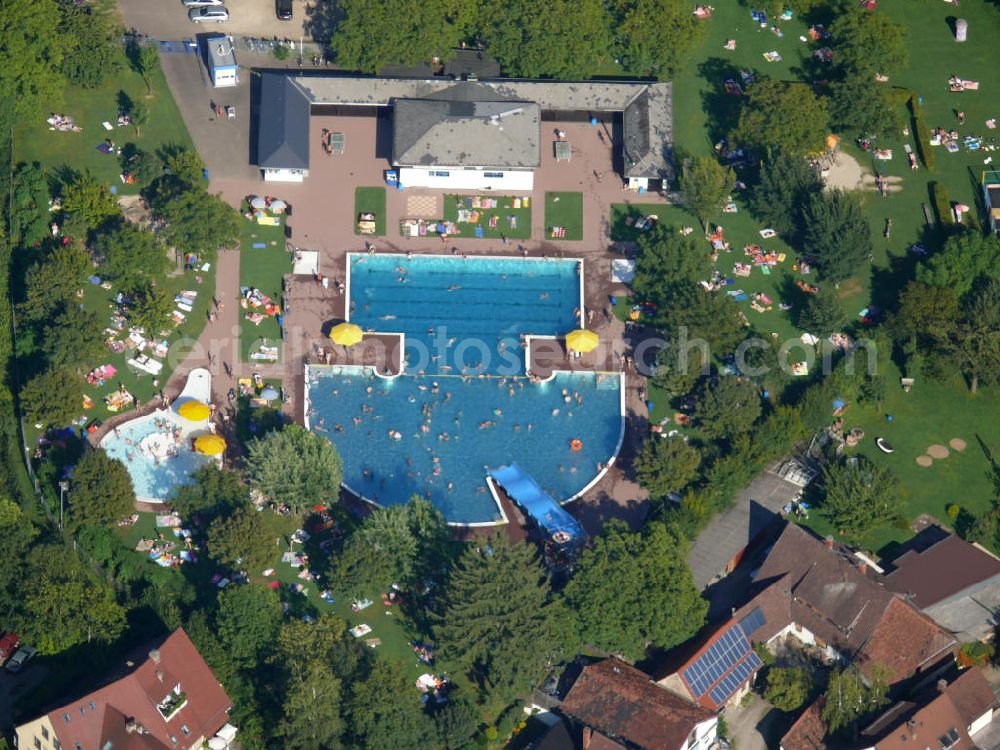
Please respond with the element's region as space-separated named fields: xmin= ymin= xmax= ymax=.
xmin=238 ymin=212 xmax=288 ymax=362
xmin=354 ymin=187 xmax=387 ymax=236
xmin=544 ymin=192 xmax=584 ymax=241
xmin=442 ymin=194 xmax=532 ymax=240
xmin=14 ymin=61 xmax=193 ymax=195
xmin=70 ymin=259 xmax=215 ymax=423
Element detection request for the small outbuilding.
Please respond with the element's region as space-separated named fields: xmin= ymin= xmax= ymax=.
xmin=206 ymin=35 xmax=238 ymax=88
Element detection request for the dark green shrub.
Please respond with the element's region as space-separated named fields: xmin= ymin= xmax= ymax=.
xmin=931 ymin=181 xmax=953 ymax=225
xmin=909 ymin=95 xmax=934 ymax=171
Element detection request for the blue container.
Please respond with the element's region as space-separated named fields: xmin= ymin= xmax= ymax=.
xmin=610 ymin=295 xmax=617 ymax=305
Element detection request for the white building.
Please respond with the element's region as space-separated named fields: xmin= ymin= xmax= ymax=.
xmin=205 ymin=35 xmax=238 ymax=88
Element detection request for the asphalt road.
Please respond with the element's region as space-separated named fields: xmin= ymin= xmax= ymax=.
xmin=117 ymin=0 xmax=327 ymax=42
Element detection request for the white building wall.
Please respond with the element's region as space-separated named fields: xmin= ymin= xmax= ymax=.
xmin=212 ymin=65 xmax=238 ymax=87
xmin=398 ymin=166 xmax=534 ymax=192
xmin=263 ymin=168 xmax=306 ymax=183
xmin=682 ymin=717 xmax=718 ymax=750
xmin=970 ymin=708 xmax=994 ymax=736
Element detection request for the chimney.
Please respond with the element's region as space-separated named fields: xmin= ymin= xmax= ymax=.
xmin=583 ymin=726 xmax=592 ymax=750
xmin=155 ymin=670 xmax=164 ymax=683
xmin=824 ymin=536 xmax=834 ymax=550
xmin=125 ymin=718 xmax=137 ymax=734
xmin=149 ymin=648 xmax=161 ymax=664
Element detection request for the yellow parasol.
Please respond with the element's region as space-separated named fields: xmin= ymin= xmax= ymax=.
xmin=329 ymin=322 xmax=364 ymax=347
xmin=178 ymin=401 xmax=211 ymax=421
xmin=566 ymin=328 xmax=599 ymax=353
xmin=194 ymin=434 xmax=226 ymax=456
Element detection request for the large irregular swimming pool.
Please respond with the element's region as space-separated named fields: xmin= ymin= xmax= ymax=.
xmin=307 ymin=367 xmax=622 ymax=524
xmin=308 ymin=254 xmax=623 ymax=525
xmin=349 ymin=254 xmax=582 ymax=376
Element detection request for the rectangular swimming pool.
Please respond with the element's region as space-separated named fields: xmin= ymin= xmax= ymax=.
xmin=348 ymin=254 xmax=582 ymax=376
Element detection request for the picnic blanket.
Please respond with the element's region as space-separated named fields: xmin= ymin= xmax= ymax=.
xmin=156 ymin=514 xmax=182 ymax=528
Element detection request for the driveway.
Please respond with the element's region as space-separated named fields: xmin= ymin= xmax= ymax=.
xmin=117 ymin=0 xmax=324 ymax=43
xmin=726 ymin=694 xmax=791 ymax=750
xmin=0 ymin=665 xmax=50 ymax=731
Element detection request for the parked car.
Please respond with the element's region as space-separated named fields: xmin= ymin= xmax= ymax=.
xmin=0 ymin=633 xmax=20 ymax=666
xmin=182 ymin=0 xmax=223 ymax=6
xmin=276 ymin=0 xmax=293 ymax=20
xmin=4 ymin=645 xmax=37 ymax=674
xmin=188 ymin=6 xmax=229 ymax=22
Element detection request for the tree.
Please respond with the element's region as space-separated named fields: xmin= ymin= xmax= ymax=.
xmin=803 ymin=189 xmax=872 ymax=284
xmin=563 ymin=521 xmax=706 ymax=659
xmin=20 ymin=368 xmax=83 ymax=428
xmin=831 ymin=7 xmax=908 ymax=80
xmin=349 ymin=660 xmax=436 ymax=750
xmin=917 ymin=231 xmax=1000 ymax=301
xmin=479 ymin=0 xmax=613 ymax=79
xmin=129 ymin=282 xmax=174 ymax=334
xmin=246 ymin=425 xmax=343 ymax=515
xmin=661 ymin=285 xmax=748 ymax=356
xmin=765 ymin=667 xmax=812 ymax=712
xmin=130 ymin=99 xmax=149 ymax=137
xmin=95 ymin=223 xmax=170 ymax=289
xmin=57 ymin=2 xmax=122 ymax=88
xmin=120 ymin=146 xmax=161 ymax=189
xmin=339 ymin=496 xmax=450 ymax=594
xmin=821 ymin=666 xmax=889 ymax=734
xmin=821 ymin=457 xmax=903 ymax=538
xmin=331 ymin=0 xmax=472 ymax=74
xmin=612 ymin=0 xmax=702 ymax=77
xmin=21 ymin=547 xmax=126 ymax=653
xmin=941 ymin=280 xmax=1000 ymax=394
xmin=159 ymin=190 xmax=241 ymax=259
xmin=694 ymin=376 xmax=762 ymax=440
xmin=10 ymin=163 xmax=51 ymax=247
xmin=0 ymin=498 xmax=38 ymax=605
xmin=19 ymin=243 xmax=89 ymax=323
xmin=0 ymin=0 xmax=67 ymax=123
xmin=216 ymin=584 xmax=283 ymax=668
xmin=278 ymin=661 xmax=344 ymax=749
xmin=62 ymin=173 xmax=121 ymax=233
xmin=150 ymin=145 xmax=206 ymax=203
xmin=828 ymin=80 xmax=900 ymax=140
xmin=732 ymin=81 xmax=829 ymax=157
xmin=207 ymin=508 xmax=274 ymax=574
xmin=127 ymin=41 xmax=161 ymax=94
xmin=798 ymin=286 xmax=847 ymax=336
xmin=749 ymin=151 xmax=822 ymax=241
xmin=634 ymin=436 xmax=701 ymax=497
xmin=433 ymin=699 xmax=479 ymax=750
xmin=888 ymin=282 xmax=959 ymax=358
xmin=651 ymin=340 xmax=706 ymax=397
xmin=632 ymin=225 xmax=711 ymax=308
xmin=681 ymin=156 xmax=735 ymax=232
xmin=69 ymin=449 xmax=136 ymax=527
xmin=42 ymin=305 xmax=104 ymax=368
xmin=435 ymin=536 xmax=564 ymax=703
xmin=170 ymin=465 xmax=247 ymax=522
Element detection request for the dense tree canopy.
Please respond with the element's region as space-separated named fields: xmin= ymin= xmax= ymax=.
xmin=435 ymin=536 xmax=564 ymax=704
xmin=68 ymin=449 xmax=136 ymax=528
xmin=57 ymin=3 xmax=122 ymax=88
xmin=20 ymin=243 xmax=89 ymax=323
xmin=129 ymin=281 xmax=174 ymax=334
xmin=62 ymin=173 xmax=121 ymax=234
xmin=917 ymin=231 xmax=1000 ymax=301
xmin=889 ymin=281 xmax=959 ymax=359
xmin=246 ymin=425 xmax=343 ymax=514
xmin=828 ymin=80 xmax=900 ymax=140
xmin=694 ymin=376 xmax=762 ymax=440
xmin=634 ymin=436 xmax=701 ymax=498
xmin=216 ymin=584 xmax=283 ymax=668
xmin=681 ymin=156 xmax=735 ymax=231
xmin=348 ymin=660 xmax=436 ymax=750
xmin=207 ymin=507 xmax=275 ymax=574
xmin=43 ymin=307 xmax=104 ymax=369
xmin=170 ymin=465 xmax=247 ymax=522
xmin=21 ymin=367 xmax=84 ymax=428
xmin=732 ymin=81 xmax=829 ymax=157
xmin=632 ymin=225 xmax=710 ymax=307
xmin=765 ymin=667 xmax=812 ymax=712
xmin=95 ymin=222 xmax=170 ymax=290
xmin=821 ymin=666 xmax=889 ymax=735
xmin=563 ymin=521 xmax=706 ymax=659
xmin=822 ymin=457 xmax=903 ymax=538
xmin=612 ymin=0 xmax=702 ymax=77
xmin=803 ymin=189 xmax=872 ymax=284
xmin=158 ymin=190 xmax=241 ymax=258
xmin=831 ymin=7 xmax=908 ymax=81
xmin=749 ymin=151 xmax=822 ymax=242
xmin=939 ymin=280 xmax=1000 ymax=394
xmin=799 ymin=286 xmax=848 ymax=336
xmin=0 ymin=0 xmax=67 ymax=122
xmin=9 ymin=163 xmax=51 ymax=247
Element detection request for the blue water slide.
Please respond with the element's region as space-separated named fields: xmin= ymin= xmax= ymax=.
xmin=490 ymin=463 xmax=584 ymax=544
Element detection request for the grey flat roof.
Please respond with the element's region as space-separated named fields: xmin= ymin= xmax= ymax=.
xmin=262 ymin=74 xmax=672 ymax=179
xmin=257 ymin=74 xmax=311 ymax=170
xmin=205 ymin=35 xmax=236 ymax=69
xmin=392 ymin=98 xmax=540 ymax=169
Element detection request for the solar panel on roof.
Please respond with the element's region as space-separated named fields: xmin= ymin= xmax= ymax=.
xmin=682 ymin=623 xmax=756 ymax=698
xmin=739 ymin=607 xmax=766 ymax=637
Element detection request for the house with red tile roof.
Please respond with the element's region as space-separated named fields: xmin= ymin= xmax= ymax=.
xmin=14 ymin=629 xmax=235 ymax=750
xmin=734 ymin=523 xmax=957 ymax=691
xmin=559 ymin=658 xmax=718 ymax=750
xmin=779 ymin=668 xmax=1000 ymax=750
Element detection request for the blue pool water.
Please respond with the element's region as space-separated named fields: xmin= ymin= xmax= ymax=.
xmin=101 ymin=416 xmax=214 ymax=501
xmin=307 ymin=367 xmax=622 ymax=524
xmin=349 ymin=254 xmax=581 ymax=376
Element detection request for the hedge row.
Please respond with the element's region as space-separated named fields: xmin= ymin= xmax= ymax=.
xmin=909 ymin=95 xmax=935 ymax=171
xmin=931 ymin=181 xmax=953 ymax=225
